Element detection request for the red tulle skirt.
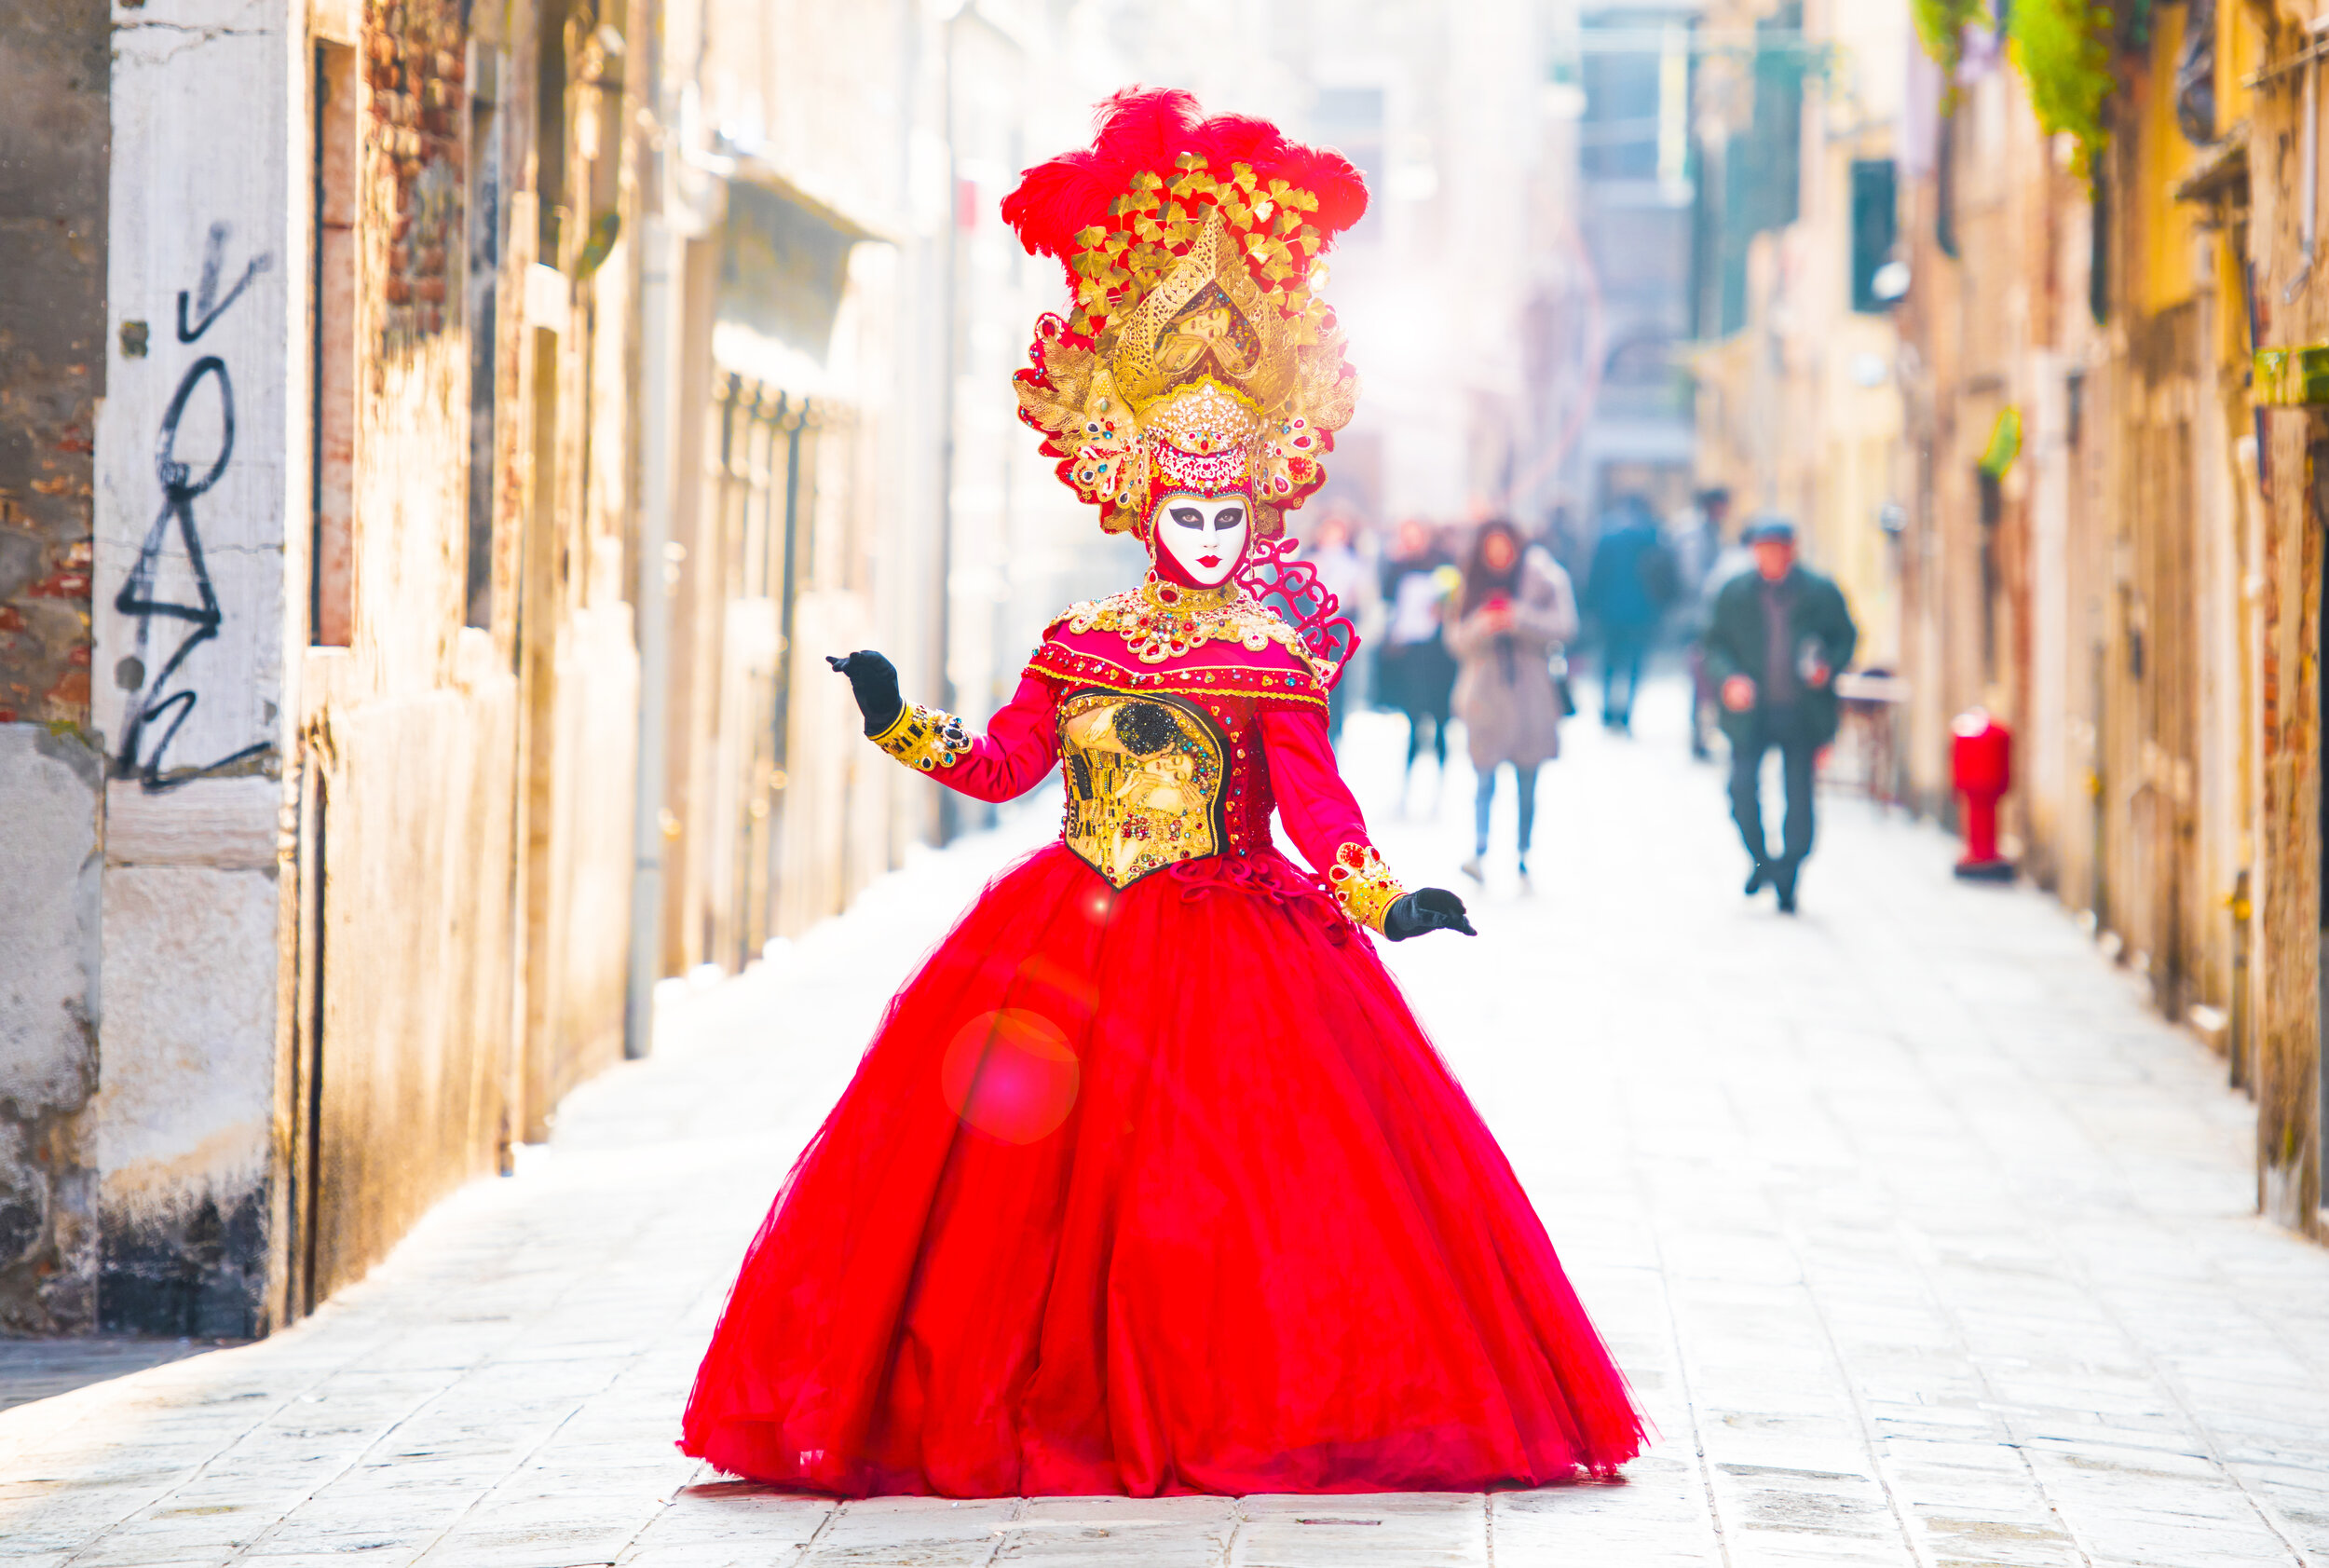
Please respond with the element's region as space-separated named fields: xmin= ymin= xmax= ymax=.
xmin=680 ymin=842 xmax=1646 ymax=1497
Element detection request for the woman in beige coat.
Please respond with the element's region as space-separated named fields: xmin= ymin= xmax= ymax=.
xmin=1451 ymin=520 xmax=1579 ymax=884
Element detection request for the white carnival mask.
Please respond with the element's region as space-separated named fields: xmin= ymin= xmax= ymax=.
xmin=1152 ymin=493 xmax=1250 ymax=587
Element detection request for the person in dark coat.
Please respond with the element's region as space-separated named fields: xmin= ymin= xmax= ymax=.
xmin=1702 ymin=516 xmax=1858 ymax=913
xmin=1582 ymin=495 xmax=1676 ymax=732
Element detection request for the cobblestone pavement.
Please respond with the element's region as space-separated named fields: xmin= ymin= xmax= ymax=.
xmin=8 ymin=682 xmax=2329 ymax=1567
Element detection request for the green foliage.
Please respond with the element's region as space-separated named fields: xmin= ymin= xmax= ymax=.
xmin=1910 ymin=0 xmax=2118 ymax=180
xmin=1911 ymin=0 xmax=1989 ymax=81
xmin=1979 ymin=406 xmax=2023 ymax=478
xmin=2008 ymin=0 xmax=2117 ymax=180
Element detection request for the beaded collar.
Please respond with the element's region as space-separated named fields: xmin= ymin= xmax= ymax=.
xmin=1048 ymin=576 xmax=1335 ymax=685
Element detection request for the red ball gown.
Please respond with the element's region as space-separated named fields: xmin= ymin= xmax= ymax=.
xmin=678 ymin=578 xmax=1648 ymax=1496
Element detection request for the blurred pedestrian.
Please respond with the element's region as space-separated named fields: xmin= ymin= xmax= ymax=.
xmin=1450 ymin=519 xmax=1576 ymax=887
xmin=1546 ymin=508 xmax=1584 ymax=587
xmin=1703 ymin=516 xmax=1859 ymax=914
xmin=1677 ymin=487 xmax=1736 ymax=759
xmin=1542 ymin=502 xmax=1589 ymax=592
xmin=1303 ymin=507 xmax=1376 ymax=743
xmin=1667 ymin=485 xmax=1729 ymax=604
xmin=1377 ymin=518 xmax=1459 ymax=811
xmin=1582 ymin=494 xmax=1676 ymax=733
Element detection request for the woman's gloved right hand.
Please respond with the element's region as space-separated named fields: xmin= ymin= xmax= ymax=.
xmin=826 ymin=650 xmax=904 ymax=737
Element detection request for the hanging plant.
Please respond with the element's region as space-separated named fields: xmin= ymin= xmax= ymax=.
xmin=2009 ymin=0 xmax=2117 ymax=181
xmin=1911 ymin=0 xmax=1990 ymax=88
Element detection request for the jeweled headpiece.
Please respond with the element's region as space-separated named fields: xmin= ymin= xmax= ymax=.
xmin=1002 ymin=89 xmax=1369 ymax=540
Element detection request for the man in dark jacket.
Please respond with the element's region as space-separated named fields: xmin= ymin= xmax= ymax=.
xmin=1582 ymin=495 xmax=1676 ymax=732
xmin=1702 ymin=516 xmax=1858 ymax=913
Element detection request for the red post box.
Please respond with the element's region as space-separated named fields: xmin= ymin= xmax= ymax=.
xmin=1950 ymin=708 xmax=2015 ymax=881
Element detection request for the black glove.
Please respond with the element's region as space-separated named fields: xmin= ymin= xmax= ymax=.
xmin=826 ymin=650 xmax=903 ymax=737
xmin=1382 ymin=887 xmax=1477 ymax=942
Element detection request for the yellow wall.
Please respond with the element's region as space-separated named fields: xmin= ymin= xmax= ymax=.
xmin=2139 ymin=7 xmax=2205 ymax=316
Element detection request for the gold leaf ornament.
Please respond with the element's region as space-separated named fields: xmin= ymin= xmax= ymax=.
xmin=1014 ymin=144 xmax=1360 ymax=537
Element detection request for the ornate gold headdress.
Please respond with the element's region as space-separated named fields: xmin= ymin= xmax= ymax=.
xmin=1002 ymin=90 xmax=1369 ymax=539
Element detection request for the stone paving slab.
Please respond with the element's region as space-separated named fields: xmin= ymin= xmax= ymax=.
xmin=0 ymin=1341 xmax=235 ymax=1414
xmin=6 ymin=686 xmax=2329 ymax=1565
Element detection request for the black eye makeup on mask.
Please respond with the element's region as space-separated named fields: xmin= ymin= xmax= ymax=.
xmin=1170 ymin=507 xmax=1204 ymax=525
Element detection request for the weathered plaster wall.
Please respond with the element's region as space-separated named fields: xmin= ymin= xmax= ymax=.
xmin=286 ymin=0 xmax=518 ymax=1301
xmin=2247 ymin=13 xmax=2322 ymax=1223
xmin=92 ymin=0 xmax=297 ymax=1333
xmin=0 ymin=0 xmax=109 ymax=1333
xmin=306 ymin=669 xmax=516 ymax=1303
xmin=502 ymin=0 xmax=639 ymax=1139
xmin=96 ymin=0 xmax=291 ymax=793
xmin=521 ymin=612 xmax=633 ymax=1139
xmin=91 ymin=849 xmax=278 ymax=1333
xmin=0 ymin=729 xmax=101 ymax=1332
xmin=289 ymin=0 xmax=625 ymax=1294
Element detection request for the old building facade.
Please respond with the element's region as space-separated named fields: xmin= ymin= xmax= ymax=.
xmin=0 ymin=0 xmax=1152 ymax=1339
xmin=0 ymin=0 xmax=655 ymax=1337
xmin=1713 ymin=0 xmax=2329 ymax=1237
xmin=1690 ymin=0 xmax=1912 ymax=670
xmin=1895 ymin=0 xmax=2294 ymax=1217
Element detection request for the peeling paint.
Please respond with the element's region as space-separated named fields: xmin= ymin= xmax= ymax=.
xmin=0 ymin=724 xmax=102 ymax=1333
xmin=98 ymin=1182 xmax=264 ymax=1337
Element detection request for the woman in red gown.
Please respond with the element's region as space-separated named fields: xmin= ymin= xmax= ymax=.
xmin=679 ymin=89 xmax=1646 ymax=1498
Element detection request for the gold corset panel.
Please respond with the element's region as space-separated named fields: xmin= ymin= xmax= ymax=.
xmin=1057 ymin=689 xmax=1228 ymax=888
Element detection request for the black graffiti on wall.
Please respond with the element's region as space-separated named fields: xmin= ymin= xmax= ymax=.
xmin=176 ymin=223 xmax=272 ymax=344
xmin=115 ymin=224 xmax=275 ymax=792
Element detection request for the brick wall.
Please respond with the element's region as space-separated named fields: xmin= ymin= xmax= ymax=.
xmin=0 ymin=0 xmax=109 ymax=1333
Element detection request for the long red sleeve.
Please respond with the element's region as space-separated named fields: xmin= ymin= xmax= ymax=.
xmin=912 ymin=673 xmax=1061 ymax=803
xmin=1260 ymin=704 xmax=1378 ymax=878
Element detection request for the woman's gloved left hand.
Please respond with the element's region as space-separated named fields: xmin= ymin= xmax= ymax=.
xmin=1382 ymin=887 xmax=1477 ymax=941
xmin=826 ymin=650 xmax=904 ymax=736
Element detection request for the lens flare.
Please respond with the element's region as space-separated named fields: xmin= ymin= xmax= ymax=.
xmin=940 ymin=1008 xmax=1080 ymax=1144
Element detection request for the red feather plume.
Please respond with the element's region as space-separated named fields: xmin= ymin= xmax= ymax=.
xmin=1001 ymin=87 xmax=1370 ymax=285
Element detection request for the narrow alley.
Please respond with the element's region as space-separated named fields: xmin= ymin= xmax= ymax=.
xmin=6 ymin=685 xmax=2322 ymax=1567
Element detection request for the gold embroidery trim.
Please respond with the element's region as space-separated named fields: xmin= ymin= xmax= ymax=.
xmin=1048 ymin=577 xmax=1335 ymax=686
xmin=1328 ymin=842 xmax=1406 ymax=933
xmin=1025 ymin=648 xmax=1329 ymax=708
xmin=872 ymin=703 xmax=973 ymax=772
